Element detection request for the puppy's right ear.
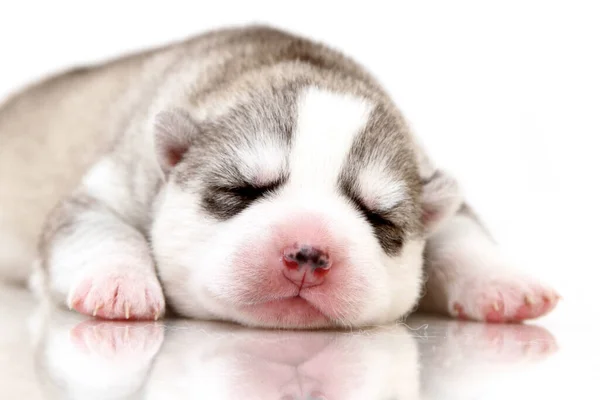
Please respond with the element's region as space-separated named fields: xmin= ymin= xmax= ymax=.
xmin=153 ymin=110 xmax=200 ymax=175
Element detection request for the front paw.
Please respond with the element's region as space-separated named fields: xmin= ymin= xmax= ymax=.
xmin=448 ymin=275 xmax=560 ymax=323
xmin=67 ymin=269 xmax=166 ymax=320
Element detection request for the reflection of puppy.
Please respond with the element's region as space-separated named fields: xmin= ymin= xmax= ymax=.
xmin=1 ymin=26 xmax=559 ymax=328
xmin=148 ymin=323 xmax=421 ymax=400
xmin=30 ymin=309 xmax=560 ymax=399
xmin=31 ymin=310 xmax=164 ymax=400
xmin=32 ymin=308 xmax=420 ymax=399
xmin=407 ymin=315 xmax=558 ymax=399
xmin=0 ymin=284 xmax=44 ymax=399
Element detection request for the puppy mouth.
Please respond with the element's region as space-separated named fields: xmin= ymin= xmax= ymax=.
xmin=262 ymin=295 xmax=321 ymax=309
xmin=241 ymin=295 xmax=335 ymax=328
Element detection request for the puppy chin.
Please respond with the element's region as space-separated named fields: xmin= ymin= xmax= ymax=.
xmin=237 ymin=299 xmax=334 ymax=329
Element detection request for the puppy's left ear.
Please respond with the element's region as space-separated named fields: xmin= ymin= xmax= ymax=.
xmin=153 ymin=110 xmax=200 ymax=175
xmin=420 ymin=170 xmax=463 ymax=236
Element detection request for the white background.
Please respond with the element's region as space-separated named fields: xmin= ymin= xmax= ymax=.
xmin=0 ymin=0 xmax=598 ymax=337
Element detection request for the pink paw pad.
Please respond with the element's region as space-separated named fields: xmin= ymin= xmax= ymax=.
xmin=68 ymin=271 xmax=165 ymax=321
xmin=484 ymin=292 xmax=559 ymax=323
xmin=452 ymin=286 xmax=560 ymax=323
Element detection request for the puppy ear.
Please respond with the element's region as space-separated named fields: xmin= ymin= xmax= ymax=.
xmin=153 ymin=110 xmax=200 ymax=175
xmin=421 ymin=170 xmax=462 ymax=235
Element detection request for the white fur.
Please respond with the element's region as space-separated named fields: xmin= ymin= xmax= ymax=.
xmin=47 ymin=208 xmax=153 ymax=295
xmin=152 ymin=87 xmax=425 ymax=328
xmin=358 ymin=161 xmax=407 ymax=211
xmin=421 ymin=212 xmax=560 ymax=320
xmin=2 ymin=26 xmax=560 ymax=328
xmin=45 ymin=159 xmax=165 ymax=317
xmin=82 ymin=159 xmax=122 ymax=204
xmin=234 ymin=138 xmax=288 ymax=184
xmin=47 ymin=206 xmax=163 ymax=312
xmin=290 ymin=87 xmax=373 ymax=188
xmin=82 ymin=159 xmax=136 ymax=217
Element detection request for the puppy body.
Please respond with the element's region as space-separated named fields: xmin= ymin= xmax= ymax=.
xmin=0 ymin=26 xmax=558 ymax=327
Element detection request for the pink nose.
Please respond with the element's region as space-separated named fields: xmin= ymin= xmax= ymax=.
xmin=282 ymin=245 xmax=331 ymax=288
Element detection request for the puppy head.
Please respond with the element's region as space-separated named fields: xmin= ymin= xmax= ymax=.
xmin=151 ymin=84 xmax=459 ymax=328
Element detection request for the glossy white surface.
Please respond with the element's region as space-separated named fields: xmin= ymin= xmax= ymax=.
xmin=1 ymin=4 xmax=598 ymax=398
xmin=0 ymin=283 xmax=595 ymax=399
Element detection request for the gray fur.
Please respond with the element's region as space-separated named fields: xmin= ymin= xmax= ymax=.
xmin=0 ymin=25 xmax=473 ymax=326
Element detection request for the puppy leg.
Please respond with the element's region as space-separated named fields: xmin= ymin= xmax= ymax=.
xmin=419 ymin=204 xmax=560 ymax=322
xmin=39 ymin=159 xmax=165 ymax=321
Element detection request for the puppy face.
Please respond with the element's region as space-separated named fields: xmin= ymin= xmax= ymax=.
xmin=151 ymin=85 xmax=447 ymax=328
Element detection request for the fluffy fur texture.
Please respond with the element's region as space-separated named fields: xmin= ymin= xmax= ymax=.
xmin=0 ymin=26 xmax=559 ymax=328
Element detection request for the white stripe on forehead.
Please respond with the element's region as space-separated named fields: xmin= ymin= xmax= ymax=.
xmin=289 ymin=87 xmax=373 ymax=188
xmin=234 ymin=139 xmax=287 ymax=185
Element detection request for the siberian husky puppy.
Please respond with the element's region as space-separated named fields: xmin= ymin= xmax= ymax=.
xmin=0 ymin=26 xmax=559 ymax=328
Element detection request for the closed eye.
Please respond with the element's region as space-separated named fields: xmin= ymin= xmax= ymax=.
xmin=224 ymin=179 xmax=283 ymax=202
xmin=352 ymin=198 xmax=396 ymax=228
xmin=340 ymin=180 xmax=405 ymax=254
xmin=345 ymin=191 xmax=406 ymax=254
xmin=203 ymin=177 xmax=286 ymax=220
xmin=340 ymin=181 xmax=396 ymax=228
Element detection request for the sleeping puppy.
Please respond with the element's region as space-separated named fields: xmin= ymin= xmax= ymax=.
xmin=0 ymin=26 xmax=559 ymax=328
